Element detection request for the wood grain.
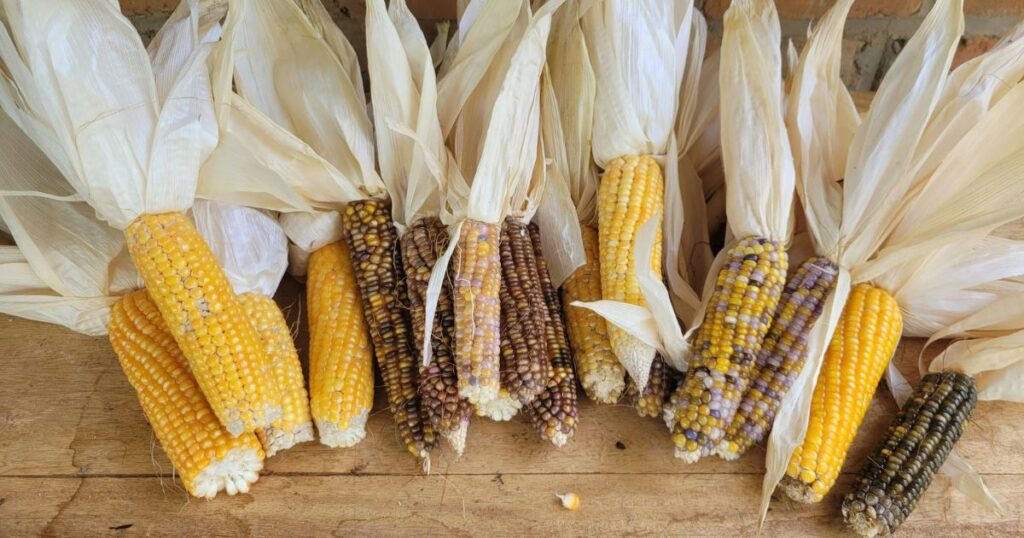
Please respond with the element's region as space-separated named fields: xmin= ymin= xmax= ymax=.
xmin=1 ymin=278 xmax=1023 ymax=535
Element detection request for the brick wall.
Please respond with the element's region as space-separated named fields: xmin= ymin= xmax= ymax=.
xmin=122 ymin=0 xmax=1024 ymax=91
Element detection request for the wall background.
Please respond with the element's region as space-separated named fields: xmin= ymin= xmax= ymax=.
xmin=122 ymin=0 xmax=1024 ymax=91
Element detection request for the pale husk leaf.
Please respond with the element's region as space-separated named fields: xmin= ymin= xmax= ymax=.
xmin=225 ymin=0 xmax=382 ymax=199
xmin=837 ymin=0 xmax=963 ymax=268
xmin=582 ymin=0 xmax=692 ymax=164
xmin=191 ymin=200 xmax=288 ymax=298
xmin=0 ymin=0 xmax=217 ymax=229
xmin=718 ymin=0 xmax=795 ymax=241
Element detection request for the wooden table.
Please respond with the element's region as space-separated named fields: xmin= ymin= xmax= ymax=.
xmin=1 ymin=275 xmax=1021 ymax=537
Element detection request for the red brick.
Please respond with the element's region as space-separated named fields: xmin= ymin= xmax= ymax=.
xmin=407 ymin=0 xmax=457 ymax=19
xmin=702 ymin=0 xmax=922 ymax=19
xmin=119 ymin=0 xmax=177 ymax=15
xmin=953 ymin=35 xmax=1001 ymax=69
xmin=964 ymin=0 xmax=1024 ymax=16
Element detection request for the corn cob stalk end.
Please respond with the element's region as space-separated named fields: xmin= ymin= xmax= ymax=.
xmin=474 ymin=391 xmax=522 ymax=422
xmin=191 ymin=448 xmax=264 ymax=499
xmin=444 ymin=420 xmax=470 ymax=457
xmin=315 ymin=412 xmax=369 ymax=448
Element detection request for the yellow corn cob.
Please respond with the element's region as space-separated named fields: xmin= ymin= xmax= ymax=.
xmin=781 ymin=283 xmax=903 ymax=503
xmin=109 ymin=290 xmax=264 ymax=499
xmin=452 ymin=219 xmax=502 ymax=405
xmin=306 ymin=241 xmax=375 ymax=448
xmin=124 ymin=212 xmax=280 ymax=436
xmin=597 ymin=155 xmax=663 ymax=374
xmin=669 ymin=236 xmax=787 ymax=462
xmin=239 ymin=292 xmax=314 ymax=457
xmin=561 ymin=225 xmax=626 ymax=404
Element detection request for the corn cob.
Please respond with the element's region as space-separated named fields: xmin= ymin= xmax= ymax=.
xmin=597 ymin=155 xmax=664 ymax=371
xmin=239 ymin=292 xmax=314 ymax=457
xmin=718 ymin=256 xmax=839 ymax=460
xmin=842 ymin=372 xmax=976 ymax=537
xmin=669 ymin=236 xmax=787 ymax=462
xmin=782 ymin=283 xmax=903 ymax=503
xmin=627 ymin=355 xmax=673 ymax=418
xmin=525 ymin=223 xmax=578 ymax=446
xmin=342 ymin=199 xmax=434 ymax=461
xmin=109 ymin=290 xmax=264 ymax=499
xmin=497 ymin=216 xmax=550 ymax=403
xmin=124 ymin=212 xmax=281 ymax=436
xmin=306 ymin=241 xmax=375 ymax=448
xmin=402 ymin=217 xmax=472 ymax=455
xmin=561 ymin=225 xmax=626 ymax=403
xmin=452 ymin=219 xmax=502 ymax=405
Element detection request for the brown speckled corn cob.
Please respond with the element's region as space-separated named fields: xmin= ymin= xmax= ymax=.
xmin=402 ymin=217 xmax=472 ymax=455
xmin=498 ymin=216 xmax=550 ymax=404
xmin=452 ymin=219 xmax=502 ymax=405
xmin=525 ymin=223 xmax=578 ymax=446
xmin=843 ymin=372 xmax=976 ymax=537
xmin=561 ymin=225 xmax=626 ymax=404
xmin=342 ymin=199 xmax=434 ymax=462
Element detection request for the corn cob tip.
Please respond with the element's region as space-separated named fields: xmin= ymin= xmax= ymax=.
xmin=582 ymin=367 xmax=627 ymax=405
xmin=315 ymin=412 xmax=369 ymax=449
xmin=662 ymin=401 xmax=677 ymax=430
xmin=844 ymin=509 xmax=887 ymax=538
xmin=460 ymin=385 xmax=502 ymax=407
xmin=714 ymin=443 xmax=742 ymax=462
xmin=548 ymin=431 xmax=572 ymax=448
xmin=673 ymin=446 xmax=703 ymax=464
xmin=258 ymin=422 xmax=316 ymax=458
xmin=779 ymin=476 xmax=821 ymax=504
xmin=444 ymin=421 xmax=470 ymax=457
xmin=190 ymin=447 xmax=264 ymax=499
xmin=474 ymin=392 xmax=522 ymax=422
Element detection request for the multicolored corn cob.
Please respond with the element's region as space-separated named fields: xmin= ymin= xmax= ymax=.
xmin=402 ymin=217 xmax=472 ymax=455
xmin=597 ymin=155 xmax=664 ymax=372
xmin=109 ymin=290 xmax=264 ymax=499
xmin=239 ymin=292 xmax=314 ymax=457
xmin=452 ymin=219 xmax=502 ymax=405
xmin=525 ymin=223 xmax=578 ymax=446
xmin=124 ymin=212 xmax=281 ymax=436
xmin=843 ymin=372 xmax=976 ymax=537
xmin=497 ymin=216 xmax=550 ymax=404
xmin=342 ymin=199 xmax=434 ymax=461
xmin=561 ymin=225 xmax=626 ymax=403
xmin=718 ymin=256 xmax=839 ymax=460
xmin=306 ymin=241 xmax=376 ymax=448
xmin=627 ymin=355 xmax=674 ymax=419
xmin=669 ymin=236 xmax=787 ymax=462
xmin=782 ymin=283 xmax=903 ymax=503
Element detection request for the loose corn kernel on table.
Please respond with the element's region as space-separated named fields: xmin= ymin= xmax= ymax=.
xmin=2 ymin=95 xmax=1023 ymax=536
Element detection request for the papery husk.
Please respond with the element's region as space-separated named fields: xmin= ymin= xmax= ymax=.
xmin=191 ymin=201 xmax=288 ymax=298
xmin=532 ymin=21 xmax=589 ymax=286
xmin=421 ymin=0 xmax=561 ymax=365
xmin=575 ymin=0 xmax=697 ymax=382
xmin=0 ymin=0 xmax=218 ymax=230
xmin=216 ymin=0 xmax=381 ymax=260
xmin=718 ymin=0 xmax=795 ymax=243
xmin=759 ymin=0 xmax=964 ymax=526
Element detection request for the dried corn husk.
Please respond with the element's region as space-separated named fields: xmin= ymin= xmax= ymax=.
xmin=763 ymin=0 xmax=1024 ymax=525
xmin=420 ymin=0 xmax=562 ymax=366
xmin=570 ymin=0 xmax=698 ymax=383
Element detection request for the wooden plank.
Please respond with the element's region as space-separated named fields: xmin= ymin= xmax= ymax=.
xmin=4 ymin=288 xmax=1023 ymax=479
xmin=2 ymin=474 xmax=1021 ymax=537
